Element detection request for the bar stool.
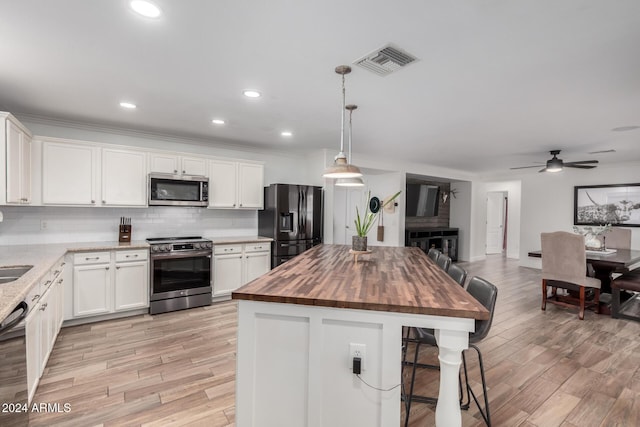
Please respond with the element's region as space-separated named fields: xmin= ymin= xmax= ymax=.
xmin=611 ymin=273 xmax=640 ymax=322
xmin=403 ymin=277 xmax=498 ymax=427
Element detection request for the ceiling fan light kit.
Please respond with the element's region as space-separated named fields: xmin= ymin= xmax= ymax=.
xmin=323 ymin=65 xmax=363 ymax=180
xmin=510 ymin=150 xmax=599 ymax=173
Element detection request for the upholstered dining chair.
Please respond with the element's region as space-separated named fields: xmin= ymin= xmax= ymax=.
xmin=427 ymin=248 xmax=440 ymax=263
xmin=436 ymin=254 xmax=451 ymax=272
xmin=541 ymin=231 xmax=601 ymax=320
xmin=597 ymin=227 xmax=631 ymax=250
xmin=403 ymin=277 xmax=498 ymax=427
xmin=447 ymin=263 xmax=468 ymax=287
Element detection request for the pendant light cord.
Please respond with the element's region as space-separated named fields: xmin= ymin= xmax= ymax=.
xmin=339 ymin=73 xmax=346 ymax=155
xmin=348 ymin=107 xmax=353 ymax=163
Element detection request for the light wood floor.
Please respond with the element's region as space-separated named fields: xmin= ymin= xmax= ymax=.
xmin=28 ymin=255 xmax=640 ymax=426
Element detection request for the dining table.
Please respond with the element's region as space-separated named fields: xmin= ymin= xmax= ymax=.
xmin=528 ymin=248 xmax=640 ymax=294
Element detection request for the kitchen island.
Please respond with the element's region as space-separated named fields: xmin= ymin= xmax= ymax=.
xmin=232 ymin=244 xmax=489 ymax=427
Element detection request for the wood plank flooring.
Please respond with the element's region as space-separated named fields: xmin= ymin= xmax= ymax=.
xmin=27 ymin=255 xmax=640 ymax=426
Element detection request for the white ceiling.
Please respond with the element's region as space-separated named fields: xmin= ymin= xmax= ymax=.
xmin=1 ymin=0 xmax=639 ymax=173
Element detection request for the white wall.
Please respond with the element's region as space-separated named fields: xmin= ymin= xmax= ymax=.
xmin=469 ymin=180 xmax=522 ymax=261
xmin=489 ymin=161 xmax=640 ymax=269
xmin=450 ymin=181 xmax=473 ymax=261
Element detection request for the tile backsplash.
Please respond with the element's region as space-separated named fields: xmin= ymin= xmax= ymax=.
xmin=0 ymin=206 xmax=257 ymax=245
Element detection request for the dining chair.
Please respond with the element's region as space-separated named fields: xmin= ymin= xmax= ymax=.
xmin=403 ymin=276 xmax=498 ymax=427
xmin=611 ymin=272 xmax=640 ymax=322
xmin=436 ymin=253 xmax=451 ymax=272
xmin=597 ymin=227 xmax=631 ymax=250
xmin=447 ymin=263 xmax=468 ymax=287
xmin=541 ymin=231 xmax=601 ymax=320
xmin=427 ymin=248 xmax=440 ymax=263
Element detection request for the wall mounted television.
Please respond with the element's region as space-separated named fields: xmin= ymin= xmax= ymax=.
xmin=406 ymin=184 xmax=439 ymax=217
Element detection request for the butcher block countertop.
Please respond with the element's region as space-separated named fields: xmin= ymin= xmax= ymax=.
xmin=232 ymin=244 xmax=489 ymax=320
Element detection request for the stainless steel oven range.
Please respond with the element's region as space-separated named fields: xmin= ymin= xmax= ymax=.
xmin=147 ymin=236 xmax=213 ymax=314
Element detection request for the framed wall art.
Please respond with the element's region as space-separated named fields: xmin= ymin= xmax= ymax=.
xmin=574 ymin=183 xmax=640 ymax=227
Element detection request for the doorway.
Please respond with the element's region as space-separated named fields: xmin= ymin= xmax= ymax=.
xmin=333 ymin=187 xmax=363 ymax=245
xmin=486 ymin=191 xmax=507 ymax=254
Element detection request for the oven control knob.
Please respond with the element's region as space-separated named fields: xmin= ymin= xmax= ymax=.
xmin=163 ymin=244 xmax=172 ymax=252
xmin=194 ymin=243 xmax=201 ymax=249
xmin=151 ymin=246 xmax=159 ymax=252
xmin=206 ymin=242 xmax=213 ymax=249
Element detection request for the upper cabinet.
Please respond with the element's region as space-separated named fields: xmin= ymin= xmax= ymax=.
xmin=1 ymin=112 xmax=32 ymax=205
xmin=42 ymin=140 xmax=147 ymax=207
xmin=149 ymin=153 xmax=207 ymax=177
xmin=209 ymin=160 xmax=263 ymax=209
xmin=42 ymin=140 xmax=99 ymax=205
xmin=102 ymin=148 xmax=147 ymax=206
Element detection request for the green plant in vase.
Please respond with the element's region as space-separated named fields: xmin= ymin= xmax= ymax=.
xmin=353 ymin=190 xmax=401 ymax=251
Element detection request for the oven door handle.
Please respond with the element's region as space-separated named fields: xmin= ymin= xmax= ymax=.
xmin=150 ymin=250 xmax=212 ymax=260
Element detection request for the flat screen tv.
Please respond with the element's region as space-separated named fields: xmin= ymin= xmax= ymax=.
xmin=406 ymin=184 xmax=439 ymax=217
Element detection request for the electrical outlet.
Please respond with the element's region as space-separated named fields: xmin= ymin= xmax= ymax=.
xmin=349 ymin=343 xmax=366 ymax=372
xmin=40 ymin=220 xmax=48 ymax=230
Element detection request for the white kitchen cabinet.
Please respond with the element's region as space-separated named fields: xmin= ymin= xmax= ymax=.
xmin=245 ymin=243 xmax=271 ymax=284
xmin=25 ymin=303 xmax=40 ymax=404
xmin=42 ymin=140 xmax=99 ymax=205
xmin=149 ymin=152 xmax=207 ymax=176
xmin=6 ymin=119 xmax=32 ymax=204
xmin=1 ymin=112 xmax=32 ymax=205
xmin=209 ymin=160 xmax=263 ymax=209
xmin=213 ymin=242 xmax=271 ymax=297
xmin=238 ymin=163 xmax=264 ymax=209
xmin=73 ymin=254 xmax=111 ymax=317
xmin=72 ymin=249 xmax=149 ymax=318
xmin=114 ymin=255 xmax=148 ymax=311
xmin=213 ymin=246 xmax=243 ymax=297
xmin=101 ymin=148 xmax=147 ymax=206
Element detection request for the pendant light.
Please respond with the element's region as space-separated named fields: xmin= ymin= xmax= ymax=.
xmin=322 ymin=65 xmax=363 ymax=179
xmin=336 ymin=104 xmax=364 ymax=187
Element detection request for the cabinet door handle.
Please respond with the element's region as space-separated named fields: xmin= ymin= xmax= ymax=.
xmin=57 ymin=278 xmax=64 ymax=284
xmin=174 ymin=169 xmax=178 ymax=173
xmin=105 ymin=266 xmax=110 ymax=270
xmin=182 ymin=170 xmax=186 ymax=174
xmin=91 ymin=200 xmax=95 ymax=204
xmin=102 ymin=200 xmax=106 ymax=204
xmin=54 ymin=270 xmax=60 ymax=275
xmin=40 ymin=303 xmax=47 ymax=311
xmin=44 ymin=280 xmax=52 ymax=286
xmin=116 ymin=266 xmax=120 ymax=269
xmin=61 ymin=262 xmax=66 ymax=267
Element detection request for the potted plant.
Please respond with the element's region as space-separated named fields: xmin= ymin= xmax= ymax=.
xmin=353 ymin=190 xmax=401 ymax=251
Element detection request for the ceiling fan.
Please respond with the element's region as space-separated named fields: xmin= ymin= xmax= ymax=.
xmin=510 ymin=150 xmax=599 ymax=173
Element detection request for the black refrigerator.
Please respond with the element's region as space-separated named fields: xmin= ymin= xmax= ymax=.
xmin=258 ymin=184 xmax=323 ymax=268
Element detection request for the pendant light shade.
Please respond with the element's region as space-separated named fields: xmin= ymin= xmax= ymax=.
xmin=323 ymin=65 xmax=363 ymax=179
xmin=335 ymin=104 xmax=364 ymax=187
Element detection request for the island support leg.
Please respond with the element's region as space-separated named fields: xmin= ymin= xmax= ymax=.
xmin=434 ymin=329 xmax=469 ymax=427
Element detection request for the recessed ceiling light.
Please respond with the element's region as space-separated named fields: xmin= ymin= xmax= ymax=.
xmin=211 ymin=119 xmax=225 ymax=125
xmin=119 ymin=102 xmax=137 ymax=109
xmin=130 ymin=0 xmax=162 ymax=18
xmin=612 ymin=125 xmax=640 ymax=132
xmin=243 ymin=90 xmax=261 ymax=98
xmin=281 ymin=131 xmax=293 ymax=137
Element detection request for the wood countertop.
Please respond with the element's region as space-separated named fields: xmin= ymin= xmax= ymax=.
xmin=232 ymin=244 xmax=489 ymax=320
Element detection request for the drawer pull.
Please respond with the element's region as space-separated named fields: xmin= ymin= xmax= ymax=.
xmin=61 ymin=262 xmax=66 ymax=267
xmin=116 ymin=266 xmax=120 ymax=269
xmin=57 ymin=278 xmax=64 ymax=284
xmin=44 ymin=280 xmax=52 ymax=286
xmin=54 ymin=270 xmax=60 ymax=275
xmin=40 ymin=303 xmax=47 ymax=311
xmin=125 ymin=254 xmax=139 ymax=258
xmin=32 ymin=294 xmax=40 ymax=302
xmin=85 ymin=256 xmax=100 ymax=261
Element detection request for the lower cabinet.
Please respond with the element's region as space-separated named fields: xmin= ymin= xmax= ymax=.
xmin=25 ymin=257 xmax=65 ymax=404
xmin=73 ymin=249 xmax=148 ymax=318
xmin=213 ymin=242 xmax=271 ymax=297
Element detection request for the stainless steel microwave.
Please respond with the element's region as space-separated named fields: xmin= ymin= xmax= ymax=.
xmin=148 ymin=173 xmax=209 ymax=207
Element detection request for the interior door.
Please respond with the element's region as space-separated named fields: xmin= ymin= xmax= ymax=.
xmin=486 ymin=192 xmax=506 ymax=254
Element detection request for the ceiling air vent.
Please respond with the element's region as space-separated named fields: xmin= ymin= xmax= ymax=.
xmin=354 ymin=44 xmax=418 ymax=76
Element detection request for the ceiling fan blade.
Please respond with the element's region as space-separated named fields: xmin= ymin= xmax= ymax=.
xmin=564 ymin=160 xmax=598 ymax=165
xmin=510 ymin=165 xmax=545 ymax=170
xmin=538 ymin=167 xmax=548 ymax=173
xmin=565 ymin=164 xmax=597 ymax=169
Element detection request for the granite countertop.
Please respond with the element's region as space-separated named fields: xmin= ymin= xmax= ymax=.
xmin=0 ymin=241 xmax=149 ymax=321
xmin=233 ymin=244 xmax=489 ymax=319
xmin=207 ymin=236 xmax=273 ymax=244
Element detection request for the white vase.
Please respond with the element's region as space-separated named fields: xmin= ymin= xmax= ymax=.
xmin=585 ymin=234 xmax=601 ymax=249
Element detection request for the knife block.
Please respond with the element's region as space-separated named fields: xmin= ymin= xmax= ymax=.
xmin=119 ymin=225 xmax=131 ymax=242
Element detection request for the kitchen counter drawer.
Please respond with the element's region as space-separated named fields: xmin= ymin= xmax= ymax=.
xmin=73 ymin=252 xmax=110 ymax=265
xmin=244 ymin=242 xmax=270 ymax=253
xmin=214 ymin=245 xmax=242 ymax=255
xmin=115 ymin=250 xmax=148 ymax=262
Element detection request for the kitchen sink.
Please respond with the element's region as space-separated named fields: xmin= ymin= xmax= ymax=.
xmin=0 ymin=266 xmax=33 ymax=284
